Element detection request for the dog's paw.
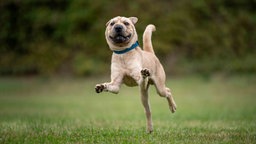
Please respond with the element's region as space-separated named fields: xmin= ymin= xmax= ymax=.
xmin=141 ymin=68 xmax=150 ymax=79
xmin=95 ymin=84 xmax=105 ymax=93
xmin=147 ymin=125 xmax=153 ymax=134
xmin=170 ymin=103 xmax=177 ymax=113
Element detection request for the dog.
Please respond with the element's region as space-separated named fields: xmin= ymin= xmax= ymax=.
xmin=95 ymin=16 xmax=177 ymax=133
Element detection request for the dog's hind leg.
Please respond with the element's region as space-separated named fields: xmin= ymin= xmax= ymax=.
xmin=165 ymin=87 xmax=177 ymax=113
xmin=140 ymin=69 xmax=153 ymax=133
xmin=140 ymin=83 xmax=153 ymax=133
xmin=153 ymin=77 xmax=177 ymax=113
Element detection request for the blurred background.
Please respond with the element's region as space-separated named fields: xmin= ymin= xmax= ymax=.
xmin=1 ymin=1 xmax=256 ymax=142
xmin=0 ymin=0 xmax=256 ymax=77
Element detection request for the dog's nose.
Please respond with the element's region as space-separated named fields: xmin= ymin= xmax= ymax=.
xmin=114 ymin=25 xmax=123 ymax=33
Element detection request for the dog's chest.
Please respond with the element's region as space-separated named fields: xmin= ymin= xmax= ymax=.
xmin=112 ymin=52 xmax=142 ymax=86
xmin=121 ymin=58 xmax=140 ymax=86
xmin=114 ymin=53 xmax=141 ymax=70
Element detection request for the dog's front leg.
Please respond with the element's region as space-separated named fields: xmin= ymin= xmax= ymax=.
xmin=95 ymin=70 xmax=123 ymax=94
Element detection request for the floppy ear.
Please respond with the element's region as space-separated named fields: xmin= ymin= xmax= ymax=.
xmin=106 ymin=19 xmax=111 ymax=26
xmin=129 ymin=17 xmax=138 ymax=24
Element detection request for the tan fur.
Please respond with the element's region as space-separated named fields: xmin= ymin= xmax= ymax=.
xmin=143 ymin=24 xmax=156 ymax=54
xmin=95 ymin=16 xmax=177 ymax=133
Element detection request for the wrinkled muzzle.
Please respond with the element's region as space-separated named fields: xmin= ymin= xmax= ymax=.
xmin=109 ymin=25 xmax=132 ymax=44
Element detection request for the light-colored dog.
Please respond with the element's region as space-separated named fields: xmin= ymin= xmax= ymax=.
xmin=95 ymin=16 xmax=177 ymax=133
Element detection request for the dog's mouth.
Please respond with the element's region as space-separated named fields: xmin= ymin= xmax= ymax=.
xmin=109 ymin=34 xmax=132 ymax=44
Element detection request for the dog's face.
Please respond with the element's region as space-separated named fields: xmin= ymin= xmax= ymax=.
xmin=105 ymin=16 xmax=138 ymax=50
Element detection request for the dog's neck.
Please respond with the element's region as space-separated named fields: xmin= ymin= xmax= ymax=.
xmin=112 ymin=41 xmax=139 ymax=54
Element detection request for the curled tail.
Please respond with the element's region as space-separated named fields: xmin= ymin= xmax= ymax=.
xmin=143 ymin=24 xmax=156 ymax=54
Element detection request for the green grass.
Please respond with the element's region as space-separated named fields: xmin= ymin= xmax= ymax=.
xmin=0 ymin=75 xmax=256 ymax=143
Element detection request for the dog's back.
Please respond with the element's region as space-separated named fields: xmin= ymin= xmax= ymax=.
xmin=143 ymin=24 xmax=156 ymax=54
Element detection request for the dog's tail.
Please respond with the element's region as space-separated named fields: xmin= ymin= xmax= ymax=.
xmin=143 ymin=24 xmax=156 ymax=54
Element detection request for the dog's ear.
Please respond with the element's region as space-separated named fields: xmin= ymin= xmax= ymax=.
xmin=129 ymin=17 xmax=138 ymax=24
xmin=106 ymin=19 xmax=111 ymax=27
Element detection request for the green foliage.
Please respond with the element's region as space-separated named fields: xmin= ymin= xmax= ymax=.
xmin=0 ymin=0 xmax=255 ymax=75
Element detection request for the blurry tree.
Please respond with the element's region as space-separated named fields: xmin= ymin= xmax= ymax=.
xmin=0 ymin=0 xmax=255 ymax=76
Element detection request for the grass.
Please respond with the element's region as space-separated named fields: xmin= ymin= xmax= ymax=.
xmin=0 ymin=75 xmax=256 ymax=143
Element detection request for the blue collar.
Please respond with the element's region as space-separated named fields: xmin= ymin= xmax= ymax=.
xmin=113 ymin=41 xmax=139 ymax=54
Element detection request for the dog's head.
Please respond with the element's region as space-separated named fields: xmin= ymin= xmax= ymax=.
xmin=105 ymin=16 xmax=138 ymax=51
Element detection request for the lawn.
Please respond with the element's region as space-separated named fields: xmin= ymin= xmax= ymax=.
xmin=0 ymin=75 xmax=256 ymax=143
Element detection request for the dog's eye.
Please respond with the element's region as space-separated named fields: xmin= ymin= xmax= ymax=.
xmin=110 ymin=22 xmax=115 ymax=26
xmin=124 ymin=22 xmax=130 ymax=26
